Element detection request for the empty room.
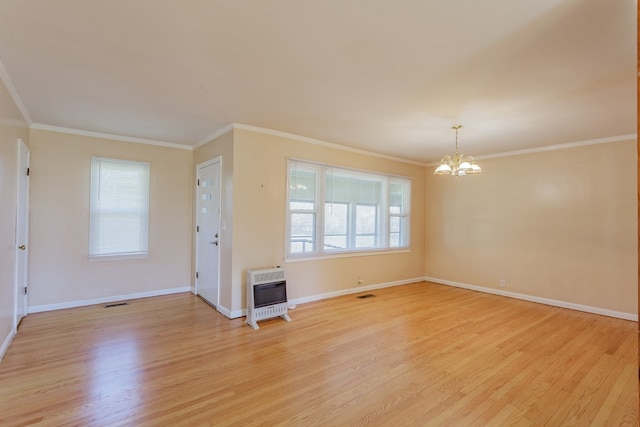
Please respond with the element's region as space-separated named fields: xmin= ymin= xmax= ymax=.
xmin=0 ymin=0 xmax=637 ymax=425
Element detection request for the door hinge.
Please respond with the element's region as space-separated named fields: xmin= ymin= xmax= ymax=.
xmin=26 ymin=167 xmax=30 ymax=176
xmin=23 ymin=286 xmax=27 ymax=295
xmin=197 ymin=179 xmax=200 ymax=186
xmin=196 ymin=272 xmax=199 ymax=279
xmin=196 ymin=225 xmax=199 ymax=232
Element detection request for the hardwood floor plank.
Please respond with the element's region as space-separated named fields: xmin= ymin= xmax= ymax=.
xmin=0 ymin=282 xmax=636 ymax=426
xmin=591 ymin=363 xmax=637 ymax=426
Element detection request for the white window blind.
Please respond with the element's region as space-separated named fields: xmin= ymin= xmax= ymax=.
xmin=89 ymin=157 xmax=150 ymax=258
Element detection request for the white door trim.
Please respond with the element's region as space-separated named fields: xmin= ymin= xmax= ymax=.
xmin=195 ymin=156 xmax=222 ymax=307
xmin=14 ymin=138 xmax=29 ymax=329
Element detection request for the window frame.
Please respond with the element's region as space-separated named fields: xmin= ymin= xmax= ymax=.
xmin=288 ymin=161 xmax=321 ymax=255
xmin=286 ymin=159 xmax=411 ymax=260
xmin=89 ymin=156 xmax=150 ymax=260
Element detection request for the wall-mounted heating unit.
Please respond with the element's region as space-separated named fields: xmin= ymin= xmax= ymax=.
xmin=246 ymin=266 xmax=291 ymax=329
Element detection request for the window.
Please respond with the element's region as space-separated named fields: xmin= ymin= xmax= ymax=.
xmin=287 ymin=160 xmax=411 ymax=258
xmin=89 ymin=157 xmax=150 ymax=258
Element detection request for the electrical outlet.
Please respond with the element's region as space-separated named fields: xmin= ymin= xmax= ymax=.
xmin=499 ymin=279 xmax=506 ymax=287
xmin=357 ymin=276 xmax=363 ymax=284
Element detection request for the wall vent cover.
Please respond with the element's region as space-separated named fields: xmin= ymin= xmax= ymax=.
xmin=105 ymin=302 xmax=128 ymax=308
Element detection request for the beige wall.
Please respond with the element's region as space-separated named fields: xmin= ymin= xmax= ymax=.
xmin=193 ymin=129 xmax=426 ymax=316
xmin=0 ymin=77 xmax=29 ymax=356
xmin=425 ymin=139 xmax=637 ymax=315
xmin=193 ymin=130 xmax=234 ymax=313
xmin=7 ymin=120 xmax=634 ymax=326
xmin=28 ymin=130 xmax=193 ymax=308
xmin=232 ymin=129 xmax=426 ymax=313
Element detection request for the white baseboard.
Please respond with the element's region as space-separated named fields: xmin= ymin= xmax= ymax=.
xmin=216 ymin=304 xmax=245 ymax=319
xmin=28 ymin=286 xmax=192 ymax=313
xmin=424 ymin=277 xmax=638 ymax=321
xmin=0 ymin=328 xmax=16 ymax=362
xmin=221 ymin=278 xmax=423 ymax=321
xmin=189 ymin=293 xmax=240 ymax=319
xmin=288 ymin=277 xmax=422 ymax=307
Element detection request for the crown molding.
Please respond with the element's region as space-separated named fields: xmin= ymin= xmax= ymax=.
xmin=0 ymin=57 xmax=32 ymax=125
xmin=232 ymin=123 xmax=427 ymax=167
xmin=427 ymin=133 xmax=637 ymax=166
xmin=474 ymin=133 xmax=637 ymax=160
xmin=192 ymin=123 xmax=234 ymax=149
xmin=30 ymin=124 xmax=193 ymax=150
xmin=24 ymin=122 xmax=637 ymax=162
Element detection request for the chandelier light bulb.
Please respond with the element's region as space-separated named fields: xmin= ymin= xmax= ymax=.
xmin=434 ymin=125 xmax=482 ymax=176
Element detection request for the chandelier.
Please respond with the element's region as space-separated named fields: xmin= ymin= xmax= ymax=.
xmin=434 ymin=125 xmax=482 ymax=176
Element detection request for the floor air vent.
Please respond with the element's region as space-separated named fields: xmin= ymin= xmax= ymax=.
xmin=356 ymin=294 xmax=376 ymax=299
xmin=105 ymin=302 xmax=128 ymax=308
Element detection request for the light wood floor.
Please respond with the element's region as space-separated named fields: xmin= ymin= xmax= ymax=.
xmin=0 ymin=282 xmax=637 ymax=426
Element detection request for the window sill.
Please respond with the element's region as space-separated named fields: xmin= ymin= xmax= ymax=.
xmin=89 ymin=253 xmax=149 ymax=262
xmin=285 ymin=248 xmax=411 ymax=263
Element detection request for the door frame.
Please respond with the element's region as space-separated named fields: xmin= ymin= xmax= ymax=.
xmin=15 ymin=138 xmax=29 ymax=328
xmin=195 ymin=156 xmax=222 ymax=307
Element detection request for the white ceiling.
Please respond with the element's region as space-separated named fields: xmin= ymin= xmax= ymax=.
xmin=0 ymin=0 xmax=635 ymax=163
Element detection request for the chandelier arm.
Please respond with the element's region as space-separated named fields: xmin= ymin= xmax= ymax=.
xmin=433 ymin=124 xmax=481 ymax=176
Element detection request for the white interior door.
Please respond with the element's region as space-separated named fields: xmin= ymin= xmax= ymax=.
xmin=196 ymin=159 xmax=221 ymax=307
xmin=15 ymin=139 xmax=29 ymax=326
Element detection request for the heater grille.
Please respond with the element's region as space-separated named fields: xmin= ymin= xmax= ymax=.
xmin=250 ymin=268 xmax=286 ymax=285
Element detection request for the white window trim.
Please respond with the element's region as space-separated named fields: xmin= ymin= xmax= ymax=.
xmin=286 ymin=158 xmax=411 ymax=260
xmin=89 ymin=157 xmax=150 ymax=260
xmin=89 ymin=253 xmax=149 ymax=262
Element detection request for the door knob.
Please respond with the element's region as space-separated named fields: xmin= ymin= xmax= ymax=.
xmin=210 ymin=241 xmax=218 ymax=246
xmin=18 ymin=245 xmax=26 ymax=250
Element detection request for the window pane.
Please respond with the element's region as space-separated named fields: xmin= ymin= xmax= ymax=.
xmin=325 ymin=235 xmax=347 ymax=250
xmin=325 ymin=170 xmax=382 ymax=251
xmin=356 ymin=236 xmax=376 ymax=247
xmin=325 ymin=202 xmax=348 ymax=234
xmin=355 ymin=204 xmax=377 ymax=248
xmin=389 ymin=216 xmax=400 ymax=248
xmin=290 ymin=212 xmax=315 ymax=253
xmin=390 ymin=216 xmax=400 ymax=233
xmin=324 ymin=202 xmax=348 ymax=251
xmin=389 ymin=179 xmax=410 ymax=248
xmin=289 ymin=167 xmax=316 ymax=208
xmin=390 ymin=216 xmax=405 ymax=248
xmin=326 ymin=170 xmax=382 ymax=205
xmin=389 ymin=181 xmax=408 ymax=214
xmin=288 ymin=161 xmax=319 ymax=255
xmin=356 ymin=204 xmax=376 ymax=234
